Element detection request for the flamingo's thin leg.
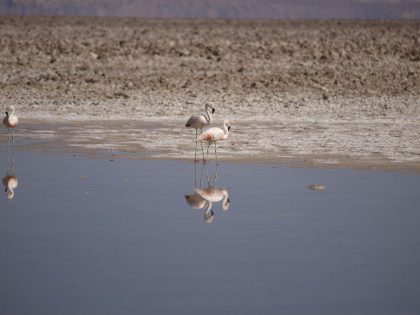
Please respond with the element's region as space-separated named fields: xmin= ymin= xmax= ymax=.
xmin=214 ymin=160 xmax=220 ymax=187
xmin=199 ymin=161 xmax=205 ymax=188
xmin=206 ymin=142 xmax=211 ymax=161
xmin=214 ymin=141 xmax=218 ymax=166
xmin=200 ymin=129 xmax=206 ymax=162
xmin=194 ymin=159 xmax=198 ymax=187
xmin=194 ymin=129 xmax=198 ymax=162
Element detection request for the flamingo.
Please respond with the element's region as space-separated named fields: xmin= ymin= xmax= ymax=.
xmin=195 ymin=187 xmax=230 ymax=211
xmin=3 ymin=113 xmax=18 ymax=199
xmin=3 ymin=175 xmax=18 ymax=199
xmin=197 ymin=120 xmax=231 ymax=164
xmin=184 ymin=193 xmax=207 ymax=209
xmin=186 ymin=102 xmax=215 ymax=162
xmin=184 ymin=160 xmax=231 ymax=224
xmin=184 ymin=194 xmax=215 ymax=223
xmin=184 ymin=162 xmax=216 ymax=223
xmin=3 ymin=105 xmax=19 ymax=143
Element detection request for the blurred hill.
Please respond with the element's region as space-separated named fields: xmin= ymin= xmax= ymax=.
xmin=1 ymin=0 xmax=420 ymax=19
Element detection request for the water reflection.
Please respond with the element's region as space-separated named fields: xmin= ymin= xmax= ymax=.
xmin=184 ymin=162 xmax=230 ymax=223
xmin=2 ymin=135 xmax=18 ymax=199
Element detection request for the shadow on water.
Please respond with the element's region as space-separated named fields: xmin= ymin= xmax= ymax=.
xmin=2 ymin=135 xmax=18 ymax=199
xmin=185 ymin=162 xmax=230 ymax=223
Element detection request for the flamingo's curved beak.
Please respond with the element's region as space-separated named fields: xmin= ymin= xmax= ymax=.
xmin=4 ymin=188 xmax=7 ymax=192
xmin=228 ymin=126 xmax=231 ymax=131
xmin=5 ymin=112 xmax=9 ymax=117
xmin=212 ymin=108 xmax=215 ymax=114
xmin=227 ymin=198 xmax=230 ymax=203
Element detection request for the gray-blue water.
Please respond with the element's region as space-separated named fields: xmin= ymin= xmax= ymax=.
xmin=1 ymin=149 xmax=420 ymax=315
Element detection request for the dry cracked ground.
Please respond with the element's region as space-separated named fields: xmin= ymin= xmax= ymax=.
xmin=0 ymin=17 xmax=420 ymax=170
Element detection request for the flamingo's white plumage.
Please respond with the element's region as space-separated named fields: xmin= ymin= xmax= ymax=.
xmin=184 ymin=193 xmax=207 ymax=209
xmin=184 ymin=194 xmax=214 ymax=223
xmin=186 ymin=102 xmax=215 ymax=161
xmin=186 ymin=102 xmax=215 ymax=130
xmin=198 ymin=120 xmax=231 ymax=143
xmin=3 ymin=105 xmax=18 ymax=130
xmin=195 ymin=187 xmax=230 ymax=211
xmin=3 ymin=175 xmax=18 ymax=199
xmin=184 ymin=160 xmax=216 ymax=223
xmin=197 ymin=120 xmax=231 ymax=163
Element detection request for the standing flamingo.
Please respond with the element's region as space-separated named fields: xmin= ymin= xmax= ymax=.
xmin=197 ymin=120 xmax=231 ymax=164
xmin=3 ymin=105 xmax=19 ymax=143
xmin=186 ymin=102 xmax=215 ymax=162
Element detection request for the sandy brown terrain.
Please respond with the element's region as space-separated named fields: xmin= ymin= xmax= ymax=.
xmin=0 ymin=17 xmax=420 ymax=170
xmin=2 ymin=0 xmax=420 ymax=19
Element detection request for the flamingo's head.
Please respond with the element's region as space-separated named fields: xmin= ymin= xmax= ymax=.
xmin=205 ymin=102 xmax=215 ymax=114
xmin=204 ymin=210 xmax=214 ymax=223
xmin=5 ymin=105 xmax=15 ymax=117
xmin=6 ymin=190 xmax=14 ymax=199
xmin=5 ymin=105 xmax=14 ymax=115
xmin=222 ymin=198 xmax=230 ymax=211
xmin=224 ymin=120 xmax=231 ymax=131
xmin=4 ymin=186 xmax=14 ymax=199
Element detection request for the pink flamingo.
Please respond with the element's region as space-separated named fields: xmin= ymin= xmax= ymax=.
xmin=197 ymin=120 xmax=231 ymax=164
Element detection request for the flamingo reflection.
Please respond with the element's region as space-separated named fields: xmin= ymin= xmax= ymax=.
xmin=3 ymin=131 xmax=18 ymax=199
xmin=184 ymin=162 xmax=230 ymax=223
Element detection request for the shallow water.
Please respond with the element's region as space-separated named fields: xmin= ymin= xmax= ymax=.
xmin=1 ymin=147 xmax=420 ymax=315
xmin=13 ymin=118 xmax=420 ymax=169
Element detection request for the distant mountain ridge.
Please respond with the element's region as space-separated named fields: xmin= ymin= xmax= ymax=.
xmin=1 ymin=0 xmax=420 ymax=19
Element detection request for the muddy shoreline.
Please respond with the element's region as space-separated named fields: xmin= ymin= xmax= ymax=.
xmin=4 ymin=118 xmax=419 ymax=173
xmin=1 ymin=17 xmax=419 ymax=170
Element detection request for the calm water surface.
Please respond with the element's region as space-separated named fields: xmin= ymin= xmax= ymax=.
xmin=1 ymin=147 xmax=420 ymax=315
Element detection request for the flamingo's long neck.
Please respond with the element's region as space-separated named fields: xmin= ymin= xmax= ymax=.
xmin=222 ymin=191 xmax=230 ymax=210
xmin=222 ymin=123 xmax=230 ymax=139
xmin=223 ymin=190 xmax=229 ymax=203
xmin=204 ymin=200 xmax=213 ymax=213
xmin=6 ymin=185 xmax=14 ymax=199
xmin=203 ymin=201 xmax=214 ymax=223
xmin=6 ymin=108 xmax=15 ymax=120
xmin=205 ymin=108 xmax=213 ymax=124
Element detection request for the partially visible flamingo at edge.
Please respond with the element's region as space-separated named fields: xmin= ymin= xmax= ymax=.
xmin=3 ymin=105 xmax=19 ymax=143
